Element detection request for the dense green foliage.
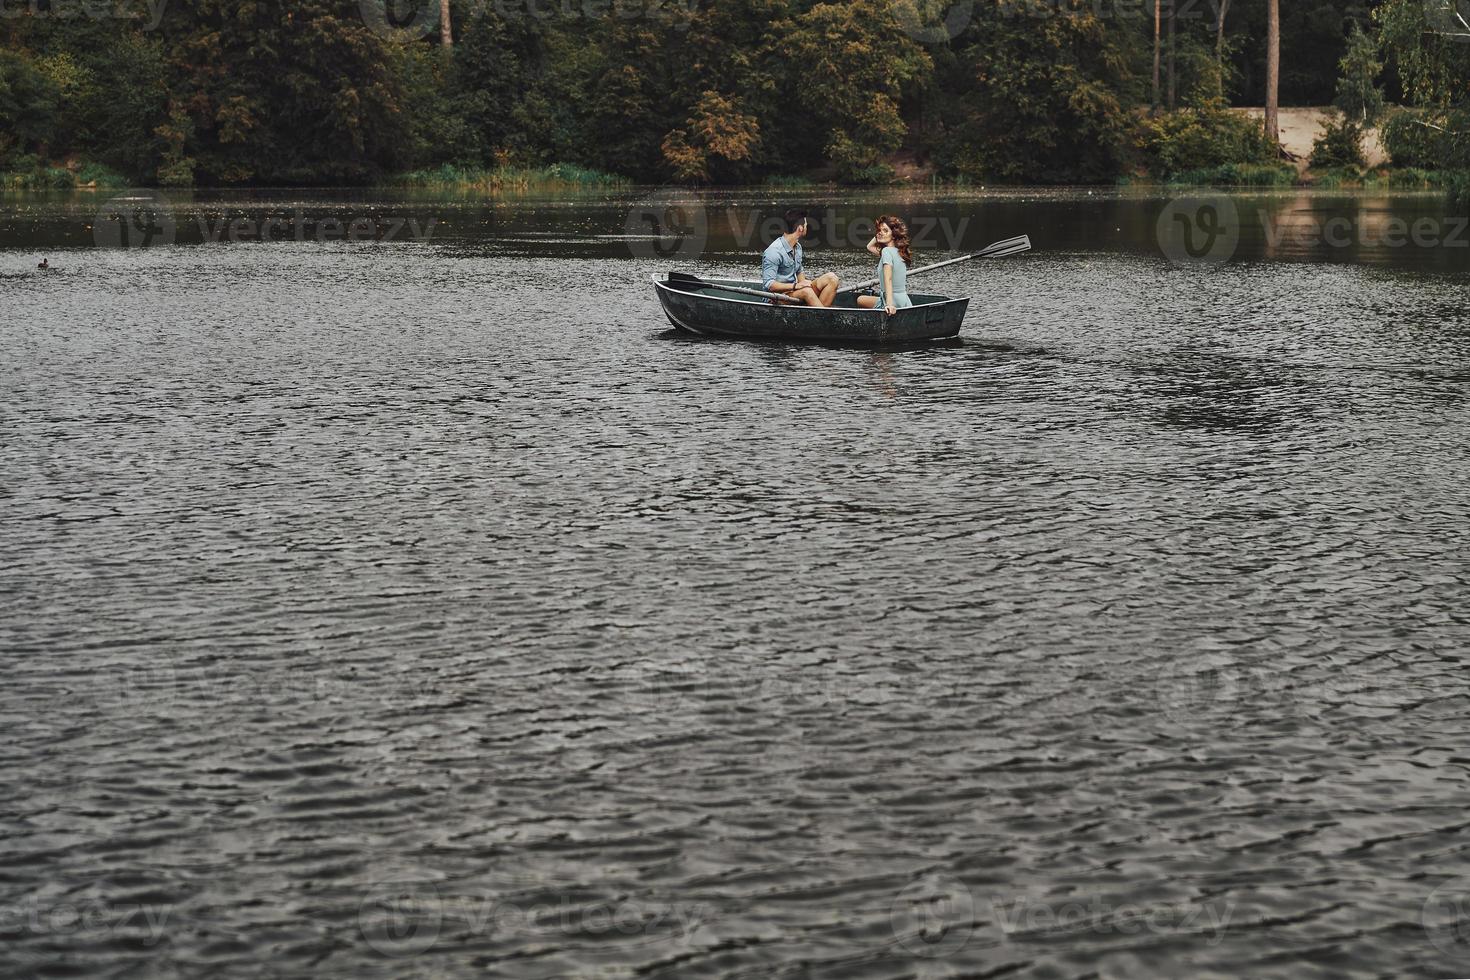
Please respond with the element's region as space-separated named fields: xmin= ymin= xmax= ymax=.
xmin=1334 ymin=21 xmax=1384 ymax=124
xmin=1376 ymin=0 xmax=1470 ymax=202
xmin=1311 ymin=115 xmax=1367 ymax=169
xmin=0 ymin=0 xmax=1465 ymax=186
xmin=1379 ymin=108 xmax=1442 ymax=168
xmin=1164 ymin=162 xmax=1297 ymax=186
xmin=932 ymin=2 xmax=1138 ymax=183
xmin=1138 ymin=107 xmax=1278 ymax=177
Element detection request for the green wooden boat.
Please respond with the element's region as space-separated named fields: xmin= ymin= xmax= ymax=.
xmin=652 ymin=275 xmax=972 ymax=344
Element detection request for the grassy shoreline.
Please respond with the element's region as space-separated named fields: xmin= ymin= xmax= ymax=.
xmin=4 ymin=159 xmax=1467 ymax=196
xmin=390 ymin=163 xmax=628 ymax=190
xmin=0 ymin=161 xmax=632 ymax=192
xmin=1 ymin=162 xmax=131 ymax=190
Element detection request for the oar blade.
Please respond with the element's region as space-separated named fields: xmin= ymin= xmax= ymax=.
xmin=977 ymin=234 xmax=1031 ymax=258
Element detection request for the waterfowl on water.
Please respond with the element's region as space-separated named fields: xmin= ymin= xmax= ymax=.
xmin=37 ymin=258 xmax=48 ymax=269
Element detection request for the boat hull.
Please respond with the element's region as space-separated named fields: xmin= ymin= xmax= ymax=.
xmin=653 ymin=276 xmax=970 ymax=344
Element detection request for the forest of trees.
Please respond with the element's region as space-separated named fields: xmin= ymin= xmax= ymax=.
xmin=0 ymin=0 xmax=1467 ymax=187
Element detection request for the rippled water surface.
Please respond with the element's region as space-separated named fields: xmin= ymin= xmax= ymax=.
xmin=3 ymin=188 xmax=1470 ymax=978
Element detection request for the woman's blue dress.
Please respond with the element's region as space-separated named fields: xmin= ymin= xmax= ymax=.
xmin=876 ymin=245 xmax=913 ymax=308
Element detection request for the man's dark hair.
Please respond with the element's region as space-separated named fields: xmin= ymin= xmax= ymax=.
xmin=783 ymin=209 xmax=808 ymax=234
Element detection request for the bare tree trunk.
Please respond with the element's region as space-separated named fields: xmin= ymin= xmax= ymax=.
xmin=1215 ymin=0 xmax=1231 ymax=99
xmin=1264 ymin=0 xmax=1279 ymax=145
xmin=1152 ymin=0 xmax=1162 ymax=115
xmin=439 ymin=0 xmax=452 ymax=52
xmin=1167 ymin=0 xmax=1177 ymax=110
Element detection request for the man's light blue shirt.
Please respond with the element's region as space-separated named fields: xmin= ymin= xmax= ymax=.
xmin=761 ymin=236 xmax=803 ymax=290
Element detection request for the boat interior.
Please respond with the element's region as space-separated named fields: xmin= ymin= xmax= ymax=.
xmin=661 ymin=276 xmax=955 ymax=310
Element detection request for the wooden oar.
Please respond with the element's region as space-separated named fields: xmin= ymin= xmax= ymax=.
xmin=667 ymin=271 xmax=806 ymax=304
xmin=843 ymin=234 xmax=1032 ymax=294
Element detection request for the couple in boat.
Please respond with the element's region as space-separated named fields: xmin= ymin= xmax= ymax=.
xmin=760 ymin=208 xmax=912 ymax=314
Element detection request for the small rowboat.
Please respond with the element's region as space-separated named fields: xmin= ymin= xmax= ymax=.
xmin=651 ymin=235 xmax=1031 ymax=345
xmin=653 ymin=275 xmax=971 ymax=343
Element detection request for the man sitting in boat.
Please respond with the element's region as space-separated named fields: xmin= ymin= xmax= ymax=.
xmin=761 ymin=209 xmax=840 ymax=307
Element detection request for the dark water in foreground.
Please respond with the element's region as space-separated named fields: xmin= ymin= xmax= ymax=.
xmin=2 ymin=188 xmax=1470 ymax=978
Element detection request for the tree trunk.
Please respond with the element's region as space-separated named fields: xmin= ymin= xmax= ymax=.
xmin=1167 ymin=0 xmax=1177 ymax=111
xmin=1215 ymin=0 xmax=1231 ymax=99
xmin=1264 ymin=0 xmax=1279 ymax=145
xmin=1152 ymin=0 xmax=1162 ymax=115
xmin=439 ymin=0 xmax=452 ymax=51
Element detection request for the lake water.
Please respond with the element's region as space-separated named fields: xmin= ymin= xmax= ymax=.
xmin=3 ymin=186 xmax=1470 ymax=978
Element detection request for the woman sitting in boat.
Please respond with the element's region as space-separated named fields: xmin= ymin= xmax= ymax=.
xmin=857 ymin=216 xmax=913 ymax=315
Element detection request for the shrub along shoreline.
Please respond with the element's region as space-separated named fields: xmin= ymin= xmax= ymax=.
xmin=6 ymin=162 xmax=1466 ymax=194
xmin=9 ymin=166 xmax=1465 ymax=196
xmin=4 ymin=104 xmax=1464 ymax=197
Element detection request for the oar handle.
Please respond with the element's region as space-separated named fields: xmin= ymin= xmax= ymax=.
xmin=668 ymin=274 xmax=805 ymax=304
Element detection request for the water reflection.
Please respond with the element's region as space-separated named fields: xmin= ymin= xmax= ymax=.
xmin=866 ymin=352 xmax=898 ymax=400
xmin=4 ymin=186 xmax=1469 ymax=273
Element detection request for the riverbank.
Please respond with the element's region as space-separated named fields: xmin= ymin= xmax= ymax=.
xmin=1231 ymin=107 xmax=1389 ymax=171
xmin=2 ymin=133 xmax=1455 ymax=197
xmin=1 ymin=162 xmax=130 ymax=191
xmin=0 ymin=162 xmax=631 ymax=193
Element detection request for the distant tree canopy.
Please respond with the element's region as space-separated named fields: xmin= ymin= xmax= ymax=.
xmin=0 ymin=0 xmax=1461 ymax=185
